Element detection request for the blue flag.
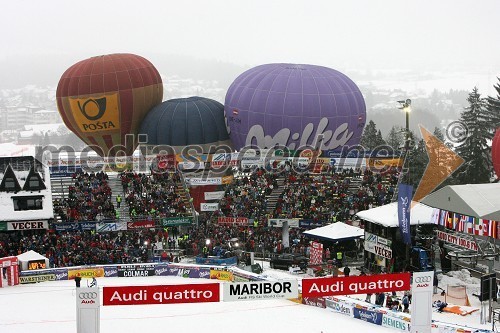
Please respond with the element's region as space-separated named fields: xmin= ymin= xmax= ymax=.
xmin=398 ymin=183 xmax=413 ymax=245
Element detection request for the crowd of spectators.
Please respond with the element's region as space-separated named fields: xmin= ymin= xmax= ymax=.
xmin=0 ymin=229 xmax=169 ymax=266
xmin=271 ymin=166 xmax=399 ymax=221
xmin=216 ymin=167 xmax=278 ymax=224
xmin=120 ymin=170 xmax=190 ymax=218
xmin=53 ymin=171 xmax=115 ymax=222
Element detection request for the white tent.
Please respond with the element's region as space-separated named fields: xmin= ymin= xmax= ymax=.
xmin=16 ymin=250 xmax=49 ymax=271
xmin=303 ymin=222 xmax=364 ymax=242
xmin=420 ymin=183 xmax=500 ymax=221
xmin=356 ymin=201 xmax=435 ymax=228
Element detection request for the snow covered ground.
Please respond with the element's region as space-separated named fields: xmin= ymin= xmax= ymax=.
xmin=0 ymin=264 xmax=493 ymax=333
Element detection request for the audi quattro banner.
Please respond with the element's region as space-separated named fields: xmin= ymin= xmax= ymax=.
xmin=223 ymin=280 xmax=298 ymax=302
xmin=103 ymin=283 xmax=220 ymax=306
xmin=117 ymin=264 xmax=156 ymax=277
xmin=302 ymin=273 xmax=411 ymax=298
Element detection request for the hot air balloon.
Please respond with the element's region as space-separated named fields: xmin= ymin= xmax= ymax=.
xmin=492 ymin=128 xmax=500 ymax=179
xmin=224 ymin=63 xmax=366 ymax=151
xmin=139 ymin=96 xmax=232 ymax=153
xmin=56 ymin=53 xmax=163 ymax=157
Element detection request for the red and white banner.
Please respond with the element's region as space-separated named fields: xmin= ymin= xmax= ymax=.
xmin=217 ymin=217 xmax=249 ymax=225
xmin=436 ymin=230 xmax=478 ymax=251
xmin=309 ymin=241 xmax=323 ymax=265
xmin=103 ymin=283 xmax=220 ymax=306
xmin=127 ymin=221 xmax=155 ymax=229
xmin=302 ymin=272 xmax=411 ymax=298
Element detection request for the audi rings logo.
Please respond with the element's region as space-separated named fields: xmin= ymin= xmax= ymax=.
xmin=79 ymin=292 xmax=98 ymax=299
xmin=414 ymin=276 xmax=432 ymax=283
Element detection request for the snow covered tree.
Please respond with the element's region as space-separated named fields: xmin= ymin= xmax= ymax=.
xmin=487 ymin=77 xmax=500 ymax=129
xmin=385 ymin=125 xmax=404 ymax=151
xmin=455 ymin=87 xmax=492 ymax=184
xmin=360 ymin=120 xmax=385 ymax=150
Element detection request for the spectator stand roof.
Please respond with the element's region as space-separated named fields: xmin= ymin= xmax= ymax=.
xmin=356 ymin=202 xmax=435 ymax=228
xmin=303 ymin=222 xmax=364 ymax=242
xmin=420 ymin=183 xmax=500 ymax=221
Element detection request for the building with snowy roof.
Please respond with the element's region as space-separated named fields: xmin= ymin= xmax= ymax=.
xmin=0 ymin=156 xmax=53 ymax=231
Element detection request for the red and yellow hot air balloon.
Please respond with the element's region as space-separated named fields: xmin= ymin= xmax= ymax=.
xmin=492 ymin=128 xmax=500 ymax=179
xmin=56 ymin=53 xmax=163 ymax=156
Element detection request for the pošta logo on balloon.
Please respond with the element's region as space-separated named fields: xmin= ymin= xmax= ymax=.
xmin=70 ymin=94 xmax=120 ymax=132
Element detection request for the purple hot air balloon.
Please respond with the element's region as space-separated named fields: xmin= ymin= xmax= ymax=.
xmin=224 ymin=63 xmax=366 ymax=151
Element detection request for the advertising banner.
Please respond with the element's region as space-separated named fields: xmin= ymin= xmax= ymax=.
xmin=353 ymin=307 xmax=383 ymax=325
xmin=200 ymin=203 xmax=219 ymax=212
xmin=397 ymin=183 xmax=413 ymax=245
xmin=103 ymin=283 xmax=220 ymax=306
xmin=302 ymin=272 xmax=411 ymax=298
xmin=217 ymin=217 xmax=249 ymax=226
xmin=299 ymin=219 xmax=324 ymax=228
xmin=382 ymin=314 xmax=411 ymax=331
xmin=76 ymin=287 xmax=100 ymax=333
xmin=54 ymin=223 xmax=81 ymax=232
xmin=210 ymin=269 xmax=234 ymax=281
xmin=364 ymin=241 xmax=393 ymax=259
xmin=80 ymin=222 xmax=97 ymax=231
xmin=103 ymin=266 xmax=118 ymax=278
xmin=117 ymin=264 xmax=156 ymax=277
xmin=126 ymin=221 xmax=155 ymax=229
xmin=52 ymin=269 xmax=69 ymax=281
xmin=184 ymin=177 xmax=222 ymax=185
xmin=410 ymin=271 xmax=434 ymax=333
xmin=268 ymin=218 xmax=300 ymax=228
xmin=309 ymin=241 xmax=323 ymax=265
xmin=204 ymin=191 xmax=225 ymax=200
xmin=20 ymin=274 xmax=56 ymax=284
xmin=302 ymin=297 xmax=326 ymax=309
xmin=7 ymin=221 xmax=48 ymax=231
xmin=96 ymin=222 xmax=127 ymax=232
xmin=162 ymin=217 xmax=193 ymax=226
xmin=364 ymin=231 xmax=392 ymax=259
xmin=69 ymin=268 xmax=104 ymax=279
xmin=210 ymin=153 xmax=239 ymax=167
xmin=435 ymin=230 xmax=478 ymax=251
xmin=0 ymin=222 xmax=6 ymax=231
xmin=325 ymin=297 xmax=354 ymax=317
xmin=223 ymin=280 xmax=298 ymax=302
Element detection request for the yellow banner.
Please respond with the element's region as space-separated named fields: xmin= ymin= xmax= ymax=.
xmin=69 ymin=268 xmax=104 ymax=279
xmin=69 ymin=93 xmax=120 ymax=132
xmin=366 ymin=158 xmax=404 ymax=168
xmin=221 ymin=175 xmax=234 ymax=185
xmin=20 ymin=274 xmax=55 ymax=284
xmin=210 ymin=269 xmax=234 ymax=281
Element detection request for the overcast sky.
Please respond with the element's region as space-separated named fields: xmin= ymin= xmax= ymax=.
xmin=1 ymin=0 xmax=499 ymax=93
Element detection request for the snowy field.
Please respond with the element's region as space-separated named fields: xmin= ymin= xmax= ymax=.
xmin=0 ymin=266 xmax=493 ymax=333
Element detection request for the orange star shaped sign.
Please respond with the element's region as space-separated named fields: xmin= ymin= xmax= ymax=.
xmin=413 ymin=125 xmax=465 ymax=203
